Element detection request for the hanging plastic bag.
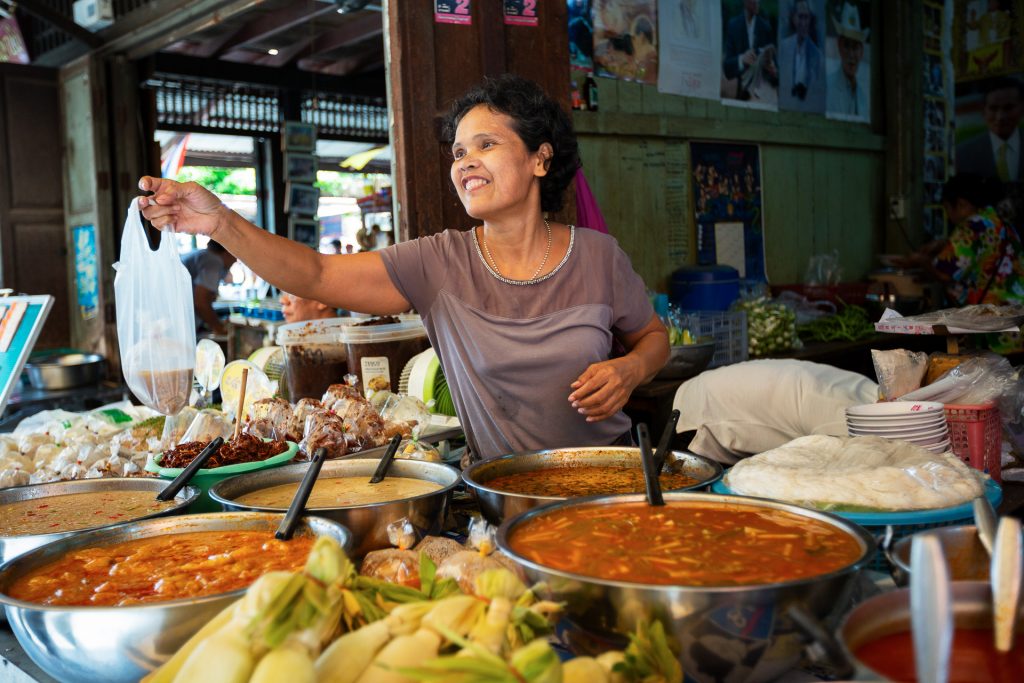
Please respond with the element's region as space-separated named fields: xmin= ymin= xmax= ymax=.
xmin=114 ymin=198 xmax=196 ymax=415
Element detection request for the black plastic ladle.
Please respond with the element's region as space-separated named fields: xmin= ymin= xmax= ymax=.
xmin=653 ymin=409 xmax=681 ymax=472
xmin=275 ymin=446 xmax=327 ymax=541
xmin=637 ymin=423 xmax=665 ymax=506
xmin=156 ymin=436 xmax=223 ymax=502
xmin=369 ymin=434 xmax=403 ymax=484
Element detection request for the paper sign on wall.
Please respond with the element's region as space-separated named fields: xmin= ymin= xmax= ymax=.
xmin=436 ymin=0 xmax=472 ymax=25
xmin=504 ymin=0 xmax=539 ymax=26
xmin=73 ymin=224 xmax=99 ymax=320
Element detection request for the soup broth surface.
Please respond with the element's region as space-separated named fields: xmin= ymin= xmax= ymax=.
xmin=509 ymin=501 xmax=864 ymax=586
xmin=236 ymin=476 xmax=442 ymax=508
xmin=855 ymin=628 xmax=1024 ymax=683
xmin=0 ymin=490 xmax=178 ymax=537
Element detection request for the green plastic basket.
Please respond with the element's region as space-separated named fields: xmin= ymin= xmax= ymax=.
xmin=146 ymin=440 xmax=298 ymax=512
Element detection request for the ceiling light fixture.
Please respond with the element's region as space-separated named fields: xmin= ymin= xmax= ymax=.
xmin=267 ymin=48 xmax=279 ymax=55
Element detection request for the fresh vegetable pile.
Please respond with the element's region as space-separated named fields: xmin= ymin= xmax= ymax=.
xmin=732 ymin=297 xmax=800 ymax=357
xmin=667 ymin=326 xmax=695 ymax=347
xmin=145 ymin=537 xmax=682 ymax=683
xmin=796 ymin=304 xmax=875 ymax=342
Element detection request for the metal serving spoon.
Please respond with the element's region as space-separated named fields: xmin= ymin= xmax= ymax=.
xmin=910 ymin=533 xmax=952 ymax=683
xmin=991 ymin=516 xmax=1023 ymax=653
xmin=974 ymin=496 xmax=998 ymax=556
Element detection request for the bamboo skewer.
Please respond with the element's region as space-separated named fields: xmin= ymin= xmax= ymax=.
xmin=233 ymin=367 xmax=249 ymax=440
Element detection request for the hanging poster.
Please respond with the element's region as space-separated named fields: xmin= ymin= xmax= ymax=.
xmin=720 ymin=0 xmax=779 ymax=110
xmin=921 ymin=0 xmax=953 ymax=240
xmin=0 ymin=16 xmax=29 ymax=64
xmin=656 ymin=0 xmax=722 ymax=100
xmin=73 ymin=224 xmax=99 ymax=320
xmin=568 ymin=0 xmax=594 ymax=69
xmin=777 ymin=0 xmax=827 ymax=114
xmin=505 ymin=0 xmax=539 ymax=26
xmin=953 ymin=0 xmax=1021 ymax=82
xmin=954 ymin=74 xmax=1024 ymax=183
xmin=435 ymin=0 xmax=473 ymax=25
xmin=593 ymin=0 xmax=659 ymax=85
xmin=825 ymin=0 xmax=871 ymax=123
xmin=690 ymin=142 xmax=767 ymax=282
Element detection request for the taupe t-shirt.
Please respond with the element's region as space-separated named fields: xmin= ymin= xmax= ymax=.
xmin=379 ymin=227 xmax=653 ymax=460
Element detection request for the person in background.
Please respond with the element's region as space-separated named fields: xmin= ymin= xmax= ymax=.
xmin=328 ymin=239 xmax=343 ymax=255
xmin=138 ymin=74 xmax=668 ymax=462
xmin=826 ymin=2 xmax=869 ymax=118
xmin=344 ymin=244 xmax=356 ymax=254
xmin=279 ymin=292 xmax=337 ymax=324
xmin=181 ymin=239 xmax=235 ymax=336
xmin=956 ymin=77 xmax=1024 ymax=183
xmin=778 ymin=0 xmax=825 ymax=113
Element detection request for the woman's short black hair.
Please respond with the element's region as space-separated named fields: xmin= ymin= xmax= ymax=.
xmin=441 ymin=74 xmax=580 ymax=213
xmin=941 ymin=174 xmax=1004 ymax=209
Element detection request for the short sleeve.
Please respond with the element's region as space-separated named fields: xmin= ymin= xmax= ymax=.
xmin=378 ymin=231 xmax=453 ymax=316
xmin=610 ymin=242 xmax=654 ymax=334
xmin=193 ymin=255 xmax=224 ymax=293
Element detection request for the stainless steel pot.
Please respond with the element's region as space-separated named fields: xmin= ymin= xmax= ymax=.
xmin=0 ymin=512 xmax=350 ymax=683
xmin=463 ymin=447 xmax=723 ymax=525
xmin=838 ymin=581 xmax=1023 ymax=681
xmin=0 ymin=477 xmax=200 ymax=565
xmin=497 ymin=492 xmax=875 ymax=683
xmin=886 ymin=524 xmax=989 ymax=587
xmin=210 ymin=458 xmax=459 ymax=557
xmin=23 ymin=353 xmax=105 ymax=390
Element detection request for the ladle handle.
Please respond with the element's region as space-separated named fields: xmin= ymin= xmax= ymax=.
xmin=275 ymin=447 xmax=327 ymax=541
xmin=637 ymin=423 xmax=664 ymax=506
xmin=653 ymin=409 xmax=680 ymax=472
xmin=369 ymin=434 xmax=403 ymax=484
xmin=156 ymin=437 xmax=223 ymax=501
xmin=974 ymin=496 xmax=997 ymax=556
xmin=911 ymin=534 xmax=952 ymax=683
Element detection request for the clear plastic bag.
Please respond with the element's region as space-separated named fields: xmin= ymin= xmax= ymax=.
xmin=114 ymin=198 xmax=196 ymax=415
xmin=871 ymin=348 xmax=928 ymax=400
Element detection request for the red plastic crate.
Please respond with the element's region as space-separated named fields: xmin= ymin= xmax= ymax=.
xmin=945 ymin=402 xmax=1002 ymax=482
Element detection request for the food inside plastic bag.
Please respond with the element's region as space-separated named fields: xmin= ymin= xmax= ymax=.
xmin=300 ymin=411 xmax=349 ymax=459
xmin=379 ymin=394 xmax=431 ymax=438
xmin=387 ymin=517 xmax=418 ymax=550
xmin=179 ymin=409 xmax=233 ymax=444
xmin=925 ymin=353 xmax=963 ymax=386
xmin=435 ymin=550 xmax=526 ymax=595
xmin=872 ymin=349 xmax=929 ymax=400
xmin=901 ymin=353 xmax=1017 ymax=406
xmin=414 ymin=536 xmax=464 ymax=566
xmin=243 ymin=397 xmax=294 ymax=441
xmin=160 ymin=406 xmax=199 ymax=447
xmin=395 ymin=437 xmax=441 ymax=463
xmin=360 ymin=549 xmax=421 ymax=586
xmin=287 ymin=398 xmax=322 ymax=442
xmin=114 ymin=199 xmax=196 ymax=415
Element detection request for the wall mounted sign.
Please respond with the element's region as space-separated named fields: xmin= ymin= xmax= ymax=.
xmin=504 ymin=0 xmax=539 ymax=26
xmin=435 ymin=0 xmax=472 ymax=25
xmin=73 ymin=224 xmax=99 ymax=320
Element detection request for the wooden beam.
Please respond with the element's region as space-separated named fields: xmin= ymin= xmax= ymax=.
xmin=17 ymin=0 xmax=103 ymax=48
xmin=209 ymin=0 xmax=340 ymax=56
xmin=304 ymin=10 xmax=382 ymax=56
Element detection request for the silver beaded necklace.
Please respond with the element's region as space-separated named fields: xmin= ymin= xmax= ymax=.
xmin=473 ymin=222 xmax=575 ymax=286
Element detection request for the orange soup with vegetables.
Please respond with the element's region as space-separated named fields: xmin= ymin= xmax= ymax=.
xmin=8 ymin=531 xmax=314 ymax=606
xmin=485 ymin=466 xmax=699 ymax=498
xmin=0 ymin=491 xmax=178 ymax=537
xmin=509 ymin=501 xmax=864 ymax=586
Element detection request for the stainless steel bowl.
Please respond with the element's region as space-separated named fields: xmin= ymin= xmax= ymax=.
xmin=886 ymin=524 xmax=989 ymax=587
xmin=0 ymin=512 xmax=349 ymax=683
xmin=210 ymin=458 xmax=459 ymax=557
xmin=497 ymin=492 xmax=875 ymax=683
xmin=838 ymin=581 xmax=1023 ymax=681
xmin=463 ymin=447 xmax=723 ymax=525
xmin=655 ymin=340 xmax=716 ymax=380
xmin=0 ymin=477 xmax=200 ymax=565
xmin=24 ymin=353 xmax=105 ymax=390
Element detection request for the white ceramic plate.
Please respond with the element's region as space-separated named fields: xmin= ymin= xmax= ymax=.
xmin=847 ymin=422 xmax=949 ymax=438
xmin=845 ymin=401 xmax=945 ymax=418
xmin=846 ymin=416 xmax=948 ymax=431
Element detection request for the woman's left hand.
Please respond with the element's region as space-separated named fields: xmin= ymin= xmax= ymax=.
xmin=569 ymin=357 xmax=642 ymax=422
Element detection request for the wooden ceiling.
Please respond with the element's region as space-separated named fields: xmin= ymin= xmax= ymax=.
xmin=15 ymin=0 xmax=385 ymax=80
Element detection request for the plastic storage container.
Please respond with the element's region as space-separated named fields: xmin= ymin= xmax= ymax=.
xmin=670 ymin=265 xmax=740 ymax=311
xmin=276 ymin=317 xmax=356 ymax=400
xmin=945 ymin=402 xmax=1002 ymax=482
xmin=337 ymin=317 xmax=430 ymax=396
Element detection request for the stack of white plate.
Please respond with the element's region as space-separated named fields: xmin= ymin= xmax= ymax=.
xmin=845 ymin=401 xmax=950 ymax=453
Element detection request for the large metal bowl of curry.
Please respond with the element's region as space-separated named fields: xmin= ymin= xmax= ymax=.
xmin=0 ymin=477 xmax=200 ymax=565
xmin=462 ymin=446 xmax=723 ymax=525
xmin=496 ymin=492 xmax=875 ymax=683
xmin=0 ymin=511 xmax=350 ymax=683
xmin=210 ymin=458 xmax=459 ymax=557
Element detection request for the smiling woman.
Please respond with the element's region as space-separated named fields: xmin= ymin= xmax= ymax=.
xmin=136 ymin=74 xmax=669 ymax=462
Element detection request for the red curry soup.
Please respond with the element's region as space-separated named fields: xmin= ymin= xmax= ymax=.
xmin=508 ymin=501 xmax=864 ymax=586
xmin=855 ymin=628 xmax=1024 ymax=683
xmin=485 ymin=465 xmax=699 ymax=498
xmin=0 ymin=491 xmax=179 ymax=537
xmin=7 ymin=531 xmax=315 ymax=606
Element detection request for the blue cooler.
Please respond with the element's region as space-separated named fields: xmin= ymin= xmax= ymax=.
xmin=670 ymin=265 xmax=740 ymax=311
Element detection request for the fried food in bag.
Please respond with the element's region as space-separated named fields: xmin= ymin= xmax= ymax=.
xmin=300 ymin=411 xmax=348 ymax=459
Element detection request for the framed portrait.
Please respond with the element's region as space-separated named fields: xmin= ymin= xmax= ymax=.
xmin=285 ymin=182 xmax=320 ymax=216
xmin=282 ymin=121 xmax=316 ymax=151
xmin=285 ymin=152 xmax=317 ymax=182
xmin=289 ymin=217 xmax=320 ymax=250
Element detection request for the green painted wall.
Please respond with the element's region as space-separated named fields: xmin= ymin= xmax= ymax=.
xmin=573 ymin=76 xmax=887 ymax=292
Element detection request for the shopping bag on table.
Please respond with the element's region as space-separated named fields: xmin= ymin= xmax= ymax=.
xmin=113 ymin=198 xmax=196 ymax=415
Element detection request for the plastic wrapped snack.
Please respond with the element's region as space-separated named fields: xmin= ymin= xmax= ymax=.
xmin=414 ymin=536 xmax=465 ymax=566
xmin=179 ymin=409 xmax=234 ymax=444
xmin=321 ymin=383 xmax=364 ymax=415
xmin=871 ymin=348 xmax=928 ymax=400
xmin=243 ymin=397 xmax=294 ymax=441
xmin=395 ymin=437 xmax=441 ymax=463
xmin=379 ymin=394 xmax=431 ymax=438
xmin=161 ymin=406 xmax=200 ymax=447
xmin=435 ymin=550 xmax=526 ymax=595
xmin=300 ymin=410 xmax=349 ymax=459
xmin=359 ymin=549 xmax=421 ymax=587
xmin=386 ymin=517 xmax=419 ymax=550
xmin=287 ymin=398 xmax=323 ymax=442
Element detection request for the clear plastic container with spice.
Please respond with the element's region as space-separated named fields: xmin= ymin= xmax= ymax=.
xmin=337 ymin=316 xmax=430 ymax=398
xmin=276 ymin=318 xmax=356 ymax=401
